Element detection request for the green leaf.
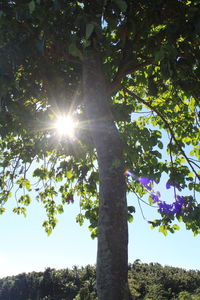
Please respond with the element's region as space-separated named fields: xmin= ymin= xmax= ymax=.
xmin=16 ymin=177 xmax=31 ymax=191
xmin=33 ymin=168 xmax=48 ymax=180
xmin=13 ymin=206 xmax=27 ymax=217
xmin=57 ymin=204 xmax=64 ymax=214
xmin=86 ymin=23 xmax=95 ymax=40
xmin=158 ymin=141 xmax=163 ymax=149
xmin=29 ymin=0 xmax=35 ymax=14
xmin=155 ymin=49 xmax=165 ymax=62
xmin=158 ymin=225 xmax=168 ymax=236
xmin=172 ymin=224 xmax=180 ymax=231
xmin=43 ymin=221 xmax=52 ymax=235
xmin=76 ymin=213 xmax=84 ymax=226
xmin=90 ymin=228 xmax=97 ymax=239
xmin=66 ymin=170 xmax=73 ymax=179
xmin=114 ymin=0 xmax=127 ymax=12
xmin=18 ymin=195 xmax=31 ymax=206
xmin=128 ymin=213 xmax=134 ymax=223
xmin=68 ymin=43 xmax=83 ymax=60
xmin=148 ymin=196 xmax=154 ymax=206
xmin=0 ymin=207 xmax=5 ymax=214
xmin=128 ymin=206 xmax=135 ymax=213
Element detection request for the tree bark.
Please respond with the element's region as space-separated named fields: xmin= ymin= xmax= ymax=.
xmin=83 ymin=49 xmax=132 ymax=300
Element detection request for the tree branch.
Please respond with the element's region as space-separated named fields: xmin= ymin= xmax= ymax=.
xmin=188 ymin=159 xmax=200 ymax=170
xmin=108 ymin=57 xmax=154 ymax=95
xmin=125 ymin=88 xmax=200 ymax=180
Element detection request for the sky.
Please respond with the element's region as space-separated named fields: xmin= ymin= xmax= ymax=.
xmin=0 ymin=182 xmax=200 ymax=279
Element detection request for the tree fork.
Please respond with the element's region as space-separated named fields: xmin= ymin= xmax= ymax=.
xmin=83 ymin=49 xmax=133 ymax=300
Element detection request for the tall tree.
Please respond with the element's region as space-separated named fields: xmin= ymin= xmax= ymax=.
xmin=0 ymin=0 xmax=199 ymax=299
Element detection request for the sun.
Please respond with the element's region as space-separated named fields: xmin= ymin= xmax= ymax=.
xmin=55 ymin=115 xmax=76 ymax=137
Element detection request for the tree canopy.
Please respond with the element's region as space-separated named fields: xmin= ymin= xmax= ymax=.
xmin=0 ymin=0 xmax=199 ymax=234
xmin=0 ymin=0 xmax=199 ymax=299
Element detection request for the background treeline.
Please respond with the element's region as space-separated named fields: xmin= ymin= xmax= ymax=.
xmin=0 ymin=261 xmax=200 ymax=300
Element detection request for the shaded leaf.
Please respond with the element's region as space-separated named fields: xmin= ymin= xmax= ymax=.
xmin=29 ymin=0 xmax=35 ymax=14
xmin=114 ymin=0 xmax=127 ymax=12
xmin=68 ymin=43 xmax=83 ymax=60
xmin=86 ymin=23 xmax=95 ymax=40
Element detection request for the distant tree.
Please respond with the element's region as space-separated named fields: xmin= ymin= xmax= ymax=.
xmin=1 ymin=263 xmax=200 ymax=300
xmin=144 ymin=283 xmax=168 ymax=300
xmin=177 ymin=291 xmax=193 ymax=300
xmin=0 ymin=1 xmax=199 ymax=299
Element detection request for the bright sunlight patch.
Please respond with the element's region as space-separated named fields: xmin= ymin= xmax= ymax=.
xmin=55 ymin=115 xmax=76 ymax=137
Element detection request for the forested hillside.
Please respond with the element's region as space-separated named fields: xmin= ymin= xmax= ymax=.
xmin=0 ymin=262 xmax=200 ymax=300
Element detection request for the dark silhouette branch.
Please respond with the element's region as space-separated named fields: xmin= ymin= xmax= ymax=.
xmin=188 ymin=159 xmax=200 ymax=169
xmin=168 ymin=136 xmax=177 ymax=199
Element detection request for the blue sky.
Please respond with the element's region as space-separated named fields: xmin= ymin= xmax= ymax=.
xmin=0 ymin=185 xmax=200 ymax=279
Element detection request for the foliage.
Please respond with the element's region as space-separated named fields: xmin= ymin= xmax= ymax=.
xmin=1 ymin=262 xmax=200 ymax=300
xmin=0 ymin=0 xmax=199 ymax=235
xmin=128 ymin=261 xmax=200 ymax=299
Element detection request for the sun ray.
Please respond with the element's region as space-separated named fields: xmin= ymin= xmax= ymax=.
xmin=55 ymin=115 xmax=76 ymax=137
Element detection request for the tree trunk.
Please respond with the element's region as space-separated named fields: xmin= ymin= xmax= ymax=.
xmin=83 ymin=49 xmax=132 ymax=300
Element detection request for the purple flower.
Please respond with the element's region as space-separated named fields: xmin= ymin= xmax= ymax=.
xmin=125 ymin=169 xmax=186 ymax=216
xmin=151 ymin=193 xmax=160 ymax=203
xmin=173 ymin=202 xmax=182 ymax=213
xmin=158 ymin=202 xmax=174 ymax=215
xmin=158 ymin=195 xmax=185 ymax=215
xmin=139 ymin=177 xmax=151 ymax=185
xmin=166 ymin=183 xmax=171 ymax=189
xmin=166 ymin=181 xmax=182 ymax=191
xmin=125 ymin=172 xmax=155 ymax=191
xmin=173 ymin=195 xmax=185 ymax=213
xmin=176 ymin=195 xmax=185 ymax=204
xmin=139 ymin=177 xmax=153 ymax=190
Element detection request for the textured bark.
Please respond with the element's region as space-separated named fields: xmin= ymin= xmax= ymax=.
xmin=83 ymin=49 xmax=132 ymax=300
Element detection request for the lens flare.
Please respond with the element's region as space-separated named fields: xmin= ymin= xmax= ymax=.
xmin=124 ymin=169 xmax=137 ymax=179
xmin=55 ymin=115 xmax=76 ymax=137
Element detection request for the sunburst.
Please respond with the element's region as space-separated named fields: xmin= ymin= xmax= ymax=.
xmin=55 ymin=115 xmax=76 ymax=137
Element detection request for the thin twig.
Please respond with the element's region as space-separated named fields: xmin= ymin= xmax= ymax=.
xmin=189 ymin=157 xmax=200 ymax=163
xmin=137 ymin=196 xmax=146 ymax=220
xmin=131 ymin=188 xmax=157 ymax=208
